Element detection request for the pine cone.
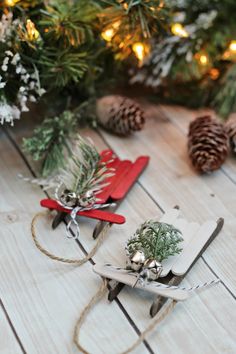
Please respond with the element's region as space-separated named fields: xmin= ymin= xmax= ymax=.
xmin=188 ymin=115 xmax=229 ymax=173
xmin=96 ymin=95 xmax=145 ymax=136
xmin=225 ymin=116 xmax=236 ymax=154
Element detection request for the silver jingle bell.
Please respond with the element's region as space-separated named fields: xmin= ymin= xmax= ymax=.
xmin=78 ymin=190 xmax=96 ymax=208
xmin=127 ymin=250 xmax=146 ymax=271
xmin=141 ymin=258 xmax=163 ymax=281
xmin=60 ymin=189 xmax=77 ymax=208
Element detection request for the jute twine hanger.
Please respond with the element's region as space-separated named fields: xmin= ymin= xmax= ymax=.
xmin=31 ymin=211 xmax=111 ymax=266
xmin=73 ymin=278 xmax=177 ymax=354
xmin=31 ymin=213 xmax=177 ymax=353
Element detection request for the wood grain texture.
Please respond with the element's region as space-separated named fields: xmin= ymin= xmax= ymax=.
xmin=0 ymin=130 xmax=148 ymax=354
xmin=0 ymin=305 xmax=23 ymax=354
xmin=1 ymin=102 xmax=236 ymax=354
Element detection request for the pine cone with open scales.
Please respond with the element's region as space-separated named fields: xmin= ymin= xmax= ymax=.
xmin=225 ymin=116 xmax=236 ymax=154
xmin=96 ymin=95 xmax=145 ymax=136
xmin=188 ymin=115 xmax=229 ymax=173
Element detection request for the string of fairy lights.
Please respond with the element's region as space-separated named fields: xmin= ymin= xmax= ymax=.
xmin=171 ymin=22 xmax=236 ymax=64
xmin=2 ymin=0 xmax=236 ymax=71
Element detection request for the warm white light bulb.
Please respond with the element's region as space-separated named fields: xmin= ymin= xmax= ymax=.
xmin=101 ymin=28 xmax=115 ymax=42
xmin=5 ymin=0 xmax=16 ymax=6
xmin=132 ymin=42 xmax=145 ymax=62
xmin=26 ymin=19 xmax=40 ymax=41
xmin=171 ymin=23 xmax=188 ymax=38
xmin=229 ymin=40 xmax=236 ymax=52
xmin=199 ymin=54 xmax=208 ymax=65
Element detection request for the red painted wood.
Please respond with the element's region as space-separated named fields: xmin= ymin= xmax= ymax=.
xmin=111 ymin=156 xmax=150 ymax=200
xmin=40 ymin=199 xmax=126 ymax=224
xmin=97 ymin=160 xmax=132 ymax=203
xmin=96 ymin=157 xmax=120 ymax=202
xmin=97 ymin=149 xmax=121 ymax=203
xmin=99 ymin=149 xmax=115 ymax=164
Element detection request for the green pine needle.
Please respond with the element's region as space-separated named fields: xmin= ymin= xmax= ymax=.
xmin=213 ymin=64 xmax=236 ymax=118
xmin=60 ymin=135 xmax=114 ymax=195
xmin=23 ymin=110 xmax=77 ymax=176
xmin=127 ymin=220 xmax=183 ymax=262
xmin=39 ymin=49 xmax=89 ymax=88
xmin=40 ymin=1 xmax=100 ymax=47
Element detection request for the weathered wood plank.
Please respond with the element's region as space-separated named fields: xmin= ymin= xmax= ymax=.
xmin=0 ymin=129 xmax=149 ymax=354
xmin=0 ymin=305 xmax=23 ymax=354
xmin=6 ymin=118 xmax=236 ymax=354
xmin=118 ymin=259 xmax=236 ymax=354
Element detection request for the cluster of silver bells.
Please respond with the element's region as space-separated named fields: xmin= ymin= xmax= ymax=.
xmin=127 ymin=250 xmax=163 ymax=282
xmin=60 ymin=189 xmax=97 ymax=209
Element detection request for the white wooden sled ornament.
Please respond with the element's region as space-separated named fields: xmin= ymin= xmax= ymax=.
xmin=93 ymin=207 xmax=224 ymax=317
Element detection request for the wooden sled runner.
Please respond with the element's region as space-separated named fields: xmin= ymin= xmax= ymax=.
xmin=40 ymin=149 xmax=149 ymax=238
xmin=93 ymin=207 xmax=224 ymax=317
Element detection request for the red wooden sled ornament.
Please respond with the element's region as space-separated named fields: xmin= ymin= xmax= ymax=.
xmin=40 ymin=199 xmax=126 ymax=224
xmin=40 ymin=149 xmax=150 ymax=237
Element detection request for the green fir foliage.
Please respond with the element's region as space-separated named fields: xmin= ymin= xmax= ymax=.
xmin=39 ymin=49 xmax=89 ymax=88
xmin=213 ymin=64 xmax=236 ymax=118
xmin=23 ymin=110 xmax=77 ymax=176
xmin=1 ymin=0 xmax=236 ymax=175
xmin=39 ymin=1 xmax=100 ymax=47
xmin=60 ymin=135 xmax=114 ymax=195
xmin=127 ymin=220 xmax=183 ymax=262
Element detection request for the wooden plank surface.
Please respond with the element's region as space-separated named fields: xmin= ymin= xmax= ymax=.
xmin=0 ymin=101 xmax=236 ymax=354
xmin=0 ymin=305 xmax=23 ymax=354
xmin=0 ymin=130 xmax=148 ymax=354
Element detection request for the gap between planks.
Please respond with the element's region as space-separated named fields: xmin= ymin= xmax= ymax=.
xmin=0 ymin=298 xmax=26 ymax=354
xmin=2 ymin=126 xmax=155 ymax=354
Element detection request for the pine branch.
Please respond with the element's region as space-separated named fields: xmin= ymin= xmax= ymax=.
xmin=60 ymin=135 xmax=114 ymax=195
xmin=99 ymin=0 xmax=167 ymax=58
xmin=22 ymin=99 xmax=98 ymax=176
xmin=39 ymin=1 xmax=100 ymax=47
xmin=212 ymin=64 xmax=236 ymax=118
xmin=127 ymin=220 xmax=183 ymax=262
xmin=9 ymin=0 xmax=44 ymax=8
xmin=23 ymin=110 xmax=77 ymax=176
xmin=38 ymin=49 xmax=89 ymax=88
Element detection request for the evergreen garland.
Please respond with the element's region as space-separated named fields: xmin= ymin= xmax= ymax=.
xmin=1 ymin=0 xmax=236 ymax=175
xmin=213 ymin=64 xmax=236 ymax=118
